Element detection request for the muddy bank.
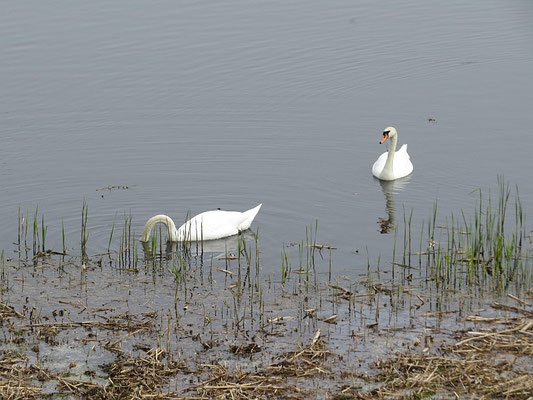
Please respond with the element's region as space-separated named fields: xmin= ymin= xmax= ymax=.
xmin=0 ymin=241 xmax=531 ymax=399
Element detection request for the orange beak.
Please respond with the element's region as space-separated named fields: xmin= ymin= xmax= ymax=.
xmin=380 ymin=132 xmax=389 ymax=144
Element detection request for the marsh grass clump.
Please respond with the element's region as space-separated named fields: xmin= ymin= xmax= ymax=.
xmin=279 ymin=221 xmax=334 ymax=291
xmin=457 ymin=177 xmax=527 ymax=281
xmin=404 ymin=177 xmax=532 ymax=292
xmin=118 ymin=213 xmax=137 ymax=269
xmin=15 ymin=206 xmax=53 ymax=258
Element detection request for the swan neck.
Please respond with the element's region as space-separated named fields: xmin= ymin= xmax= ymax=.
xmin=141 ymin=215 xmax=178 ymax=242
xmin=388 ymin=134 xmax=398 ymax=154
xmin=383 ymin=134 xmax=397 ymax=174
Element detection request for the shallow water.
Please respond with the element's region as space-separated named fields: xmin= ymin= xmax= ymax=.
xmin=1 ymin=0 xmax=533 ymax=273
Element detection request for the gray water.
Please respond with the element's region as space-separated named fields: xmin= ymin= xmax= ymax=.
xmin=2 ymin=0 xmax=533 ymax=272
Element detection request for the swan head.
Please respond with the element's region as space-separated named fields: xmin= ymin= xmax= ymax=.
xmin=380 ymin=126 xmax=397 ymax=144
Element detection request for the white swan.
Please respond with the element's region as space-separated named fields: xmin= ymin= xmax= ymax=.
xmin=140 ymin=204 xmax=262 ymax=242
xmin=372 ymin=126 xmax=413 ymax=181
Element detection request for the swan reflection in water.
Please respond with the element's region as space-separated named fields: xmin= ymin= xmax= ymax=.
xmin=141 ymin=229 xmax=256 ymax=261
xmin=376 ymin=175 xmax=411 ymax=234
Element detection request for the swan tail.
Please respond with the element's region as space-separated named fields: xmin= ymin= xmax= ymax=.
xmin=141 ymin=214 xmax=178 ymax=242
xmin=238 ymin=204 xmax=262 ymax=231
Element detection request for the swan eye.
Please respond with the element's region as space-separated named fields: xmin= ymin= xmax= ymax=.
xmin=383 ymin=130 xmax=390 ymax=135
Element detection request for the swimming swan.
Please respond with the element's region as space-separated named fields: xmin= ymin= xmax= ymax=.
xmin=140 ymin=204 xmax=262 ymax=242
xmin=372 ymin=126 xmax=413 ymax=181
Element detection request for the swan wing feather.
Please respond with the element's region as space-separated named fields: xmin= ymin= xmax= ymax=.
xmin=176 ymin=204 xmax=262 ymax=241
xmin=372 ymin=144 xmax=413 ymax=180
xmin=392 ymin=145 xmax=413 ymax=178
xmin=372 ymin=151 xmax=389 ymax=178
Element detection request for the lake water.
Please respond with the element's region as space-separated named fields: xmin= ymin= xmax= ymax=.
xmin=2 ymin=0 xmax=533 ymax=273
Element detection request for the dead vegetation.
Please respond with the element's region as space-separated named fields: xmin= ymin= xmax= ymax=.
xmin=187 ymin=330 xmax=329 ymax=399
xmin=81 ymin=348 xmax=188 ymax=399
xmin=0 ymin=302 xmax=24 ymax=319
xmin=229 ymin=343 xmax=261 ymax=355
xmin=370 ymin=353 xmax=531 ymax=399
xmin=450 ymin=318 xmax=533 ymax=356
xmin=0 ymin=350 xmax=43 ymax=400
xmin=1 ymin=280 xmax=532 ymax=400
xmin=1 ymin=241 xmax=531 ymax=399
xmin=359 ymin=315 xmax=533 ymax=399
xmin=269 ymin=329 xmax=331 ymax=377
xmin=0 ymin=347 xmax=188 ymax=400
xmin=190 ymin=365 xmax=299 ymax=400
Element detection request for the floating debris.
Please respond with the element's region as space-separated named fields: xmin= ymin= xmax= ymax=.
xmin=96 ymin=185 xmax=132 ymax=191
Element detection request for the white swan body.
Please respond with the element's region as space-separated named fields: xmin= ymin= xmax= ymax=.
xmin=372 ymin=126 xmax=413 ymax=181
xmin=141 ymin=204 xmax=262 ymax=242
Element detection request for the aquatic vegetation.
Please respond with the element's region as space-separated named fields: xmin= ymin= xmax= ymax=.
xmin=61 ymin=218 xmax=66 ymax=254
xmin=41 ymin=215 xmax=47 ymax=253
xmin=118 ymin=213 xmax=135 ymax=269
xmin=107 ymin=215 xmax=115 ymax=254
xmin=80 ymin=200 xmax=89 ymax=262
xmin=0 ymin=250 xmax=4 ymax=285
xmin=0 ymin=177 xmax=530 ymax=398
xmin=413 ymin=176 xmax=531 ymax=293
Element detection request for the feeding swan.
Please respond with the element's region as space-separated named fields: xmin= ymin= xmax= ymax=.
xmin=372 ymin=126 xmax=413 ymax=181
xmin=140 ymin=204 xmax=262 ymax=242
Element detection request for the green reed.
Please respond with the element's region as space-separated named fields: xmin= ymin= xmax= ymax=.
xmin=22 ymin=210 xmax=28 ymax=254
xmin=236 ymin=237 xmax=243 ymax=298
xmin=281 ymin=247 xmax=289 ymax=286
xmin=419 ymin=177 xmax=528 ymax=291
xmin=151 ymin=229 xmax=158 ymax=263
xmin=32 ymin=206 xmax=38 ymax=255
xmin=61 ymin=218 xmax=66 ymax=254
xmin=1 ymin=249 xmax=5 ymax=282
xmin=107 ymin=216 xmax=116 ymax=254
xmin=119 ymin=214 xmax=134 ymax=268
xmin=41 ymin=215 xmax=47 ymax=252
xmin=278 ymin=222 xmax=323 ymax=291
xmin=240 ymin=234 xmax=252 ymax=290
xmin=80 ymin=201 xmax=89 ymax=262
xmin=17 ymin=207 xmax=22 ymax=247
xmin=392 ymin=223 xmax=397 ymax=279
xmin=254 ymin=229 xmax=260 ymax=291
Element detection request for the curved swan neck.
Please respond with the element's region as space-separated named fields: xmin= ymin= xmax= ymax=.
xmin=388 ymin=133 xmax=398 ymax=155
xmin=141 ymin=215 xmax=178 ymax=242
xmin=382 ymin=133 xmax=398 ymax=174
